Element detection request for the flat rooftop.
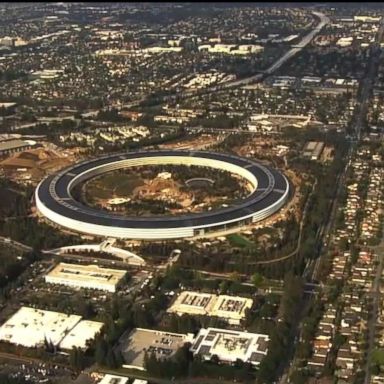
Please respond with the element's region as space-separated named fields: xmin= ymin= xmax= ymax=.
xmin=0 ymin=102 xmax=16 ymax=108
xmin=167 ymin=291 xmax=253 ymax=323
xmin=167 ymin=291 xmax=216 ymax=316
xmin=0 ymin=307 xmax=82 ymax=348
xmin=98 ymin=374 xmax=129 ymax=384
xmin=46 ymin=262 xmax=127 ymax=286
xmin=0 ymin=139 xmax=33 ymax=152
xmin=59 ymin=319 xmax=103 ymax=350
xmin=191 ymin=327 xmax=269 ymax=365
xmin=120 ymin=328 xmax=193 ymax=370
xmin=211 ymin=295 xmax=253 ymax=321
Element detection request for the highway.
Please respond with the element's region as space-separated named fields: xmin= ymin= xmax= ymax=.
xmin=264 ymin=11 xmax=329 ymax=76
xmin=352 ymin=17 xmax=384 ymax=141
xmin=145 ymin=11 xmax=329 ymax=105
xmin=211 ymin=11 xmax=329 ymax=89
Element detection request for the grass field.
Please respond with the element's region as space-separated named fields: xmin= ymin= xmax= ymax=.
xmin=227 ymin=233 xmax=255 ymax=248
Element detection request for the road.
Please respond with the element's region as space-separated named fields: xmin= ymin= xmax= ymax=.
xmin=215 ymin=11 xmax=329 ymax=88
xmin=284 ymin=17 xmax=384 ymax=384
xmin=284 ymin=20 xmax=383 ymax=384
xmin=253 ymin=178 xmax=317 ymax=265
xmin=264 ymin=11 xmax=329 ymax=76
xmin=146 ymin=11 xmax=329 ymax=105
xmin=304 ymin=16 xmax=384 ymax=281
xmin=279 ymin=144 xmax=352 ymax=383
xmin=352 ymin=17 xmax=384 ymax=141
xmin=307 ymin=142 xmax=354 ymax=282
xmin=0 ymin=235 xmax=33 ymax=253
xmin=0 ymin=350 xmax=71 ymax=371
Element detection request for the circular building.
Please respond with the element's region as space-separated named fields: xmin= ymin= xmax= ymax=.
xmin=35 ymin=150 xmax=290 ymax=240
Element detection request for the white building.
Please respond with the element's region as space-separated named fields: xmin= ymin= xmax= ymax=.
xmin=143 ymin=46 xmax=183 ymax=54
xmin=157 ymin=171 xmax=172 ymax=180
xmin=45 ymin=263 xmax=127 ymax=293
xmin=98 ymin=374 xmax=129 ymax=384
xmin=60 ymin=320 xmax=103 ymax=350
xmin=198 ymin=44 xmax=263 ymax=55
xmin=0 ymin=307 xmax=102 ymax=350
xmin=336 ymin=37 xmax=353 ymax=47
xmin=190 ymin=327 xmax=269 ymax=366
xmin=354 ymin=15 xmax=381 ymax=22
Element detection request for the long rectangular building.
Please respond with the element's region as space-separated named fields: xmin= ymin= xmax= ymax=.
xmin=190 ymin=327 xmax=269 ymax=366
xmin=0 ymin=139 xmax=35 ymax=156
xmin=45 ymin=262 xmax=127 ymax=292
xmin=167 ymin=291 xmax=253 ymax=325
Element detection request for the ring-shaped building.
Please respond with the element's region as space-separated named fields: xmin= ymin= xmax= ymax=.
xmin=35 ymin=150 xmax=290 ymax=239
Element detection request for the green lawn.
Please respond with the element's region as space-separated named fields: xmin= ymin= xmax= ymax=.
xmin=227 ymin=233 xmax=255 ymax=248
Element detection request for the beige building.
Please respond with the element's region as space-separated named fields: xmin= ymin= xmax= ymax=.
xmin=167 ymin=291 xmax=253 ymax=325
xmin=120 ymin=328 xmax=194 ymax=370
xmin=45 ymin=263 xmax=127 ymax=293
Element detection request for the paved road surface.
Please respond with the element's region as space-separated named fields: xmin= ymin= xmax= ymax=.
xmin=0 ymin=236 xmax=33 ymax=252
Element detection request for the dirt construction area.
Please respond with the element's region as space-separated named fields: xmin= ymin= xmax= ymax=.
xmin=0 ymin=147 xmax=76 ymax=184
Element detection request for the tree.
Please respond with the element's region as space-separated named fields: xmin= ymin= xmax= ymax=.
xmin=69 ymin=347 xmax=85 ymax=371
xmin=95 ymin=338 xmax=107 ymax=365
xmin=251 ymin=272 xmax=264 ymax=288
xmin=0 ymin=374 xmax=32 ymax=384
xmin=229 ymin=271 xmax=241 ymax=283
xmin=289 ymin=369 xmax=310 ymax=384
xmin=211 ymin=354 xmax=219 ymax=364
xmin=105 ymin=345 xmax=117 ymax=368
xmin=219 ymin=279 xmax=230 ymax=294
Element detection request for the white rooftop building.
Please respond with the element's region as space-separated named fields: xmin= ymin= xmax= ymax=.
xmin=98 ymin=374 xmax=129 ymax=384
xmin=0 ymin=307 xmax=81 ymax=348
xmin=0 ymin=307 xmax=103 ymax=350
xmin=60 ymin=320 xmax=103 ymax=350
xmin=190 ymin=327 xmax=269 ymax=366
